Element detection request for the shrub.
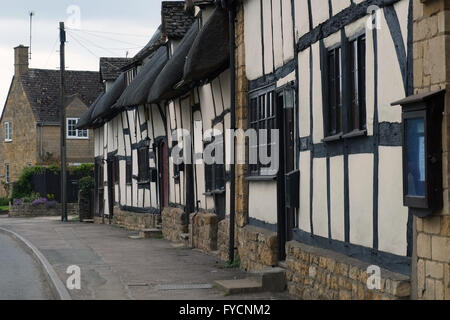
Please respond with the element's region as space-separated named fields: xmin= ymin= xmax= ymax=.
xmin=11 ymin=166 xmax=45 ymax=200
xmin=0 ymin=197 xmax=9 ymax=206
xmin=69 ymin=164 xmax=94 ymax=177
xmin=32 ymin=198 xmax=48 ymax=206
xmin=79 ymin=176 xmax=94 ymax=194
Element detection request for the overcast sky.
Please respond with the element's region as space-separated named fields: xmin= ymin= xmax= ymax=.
xmin=0 ymin=0 xmax=168 ymax=111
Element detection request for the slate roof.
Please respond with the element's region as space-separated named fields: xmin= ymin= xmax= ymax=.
xmin=99 ymin=57 xmax=132 ymax=82
xmin=162 ymin=1 xmax=196 ymax=40
xmin=20 ymin=69 xmax=104 ymax=123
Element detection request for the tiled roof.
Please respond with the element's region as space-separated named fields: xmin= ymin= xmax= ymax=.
xmin=20 ymin=69 xmax=104 ymax=123
xmin=99 ymin=57 xmax=132 ymax=81
xmin=162 ymin=1 xmax=196 ymax=40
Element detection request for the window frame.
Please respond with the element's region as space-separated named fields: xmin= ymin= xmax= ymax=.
xmin=322 ymin=31 xmax=367 ymax=141
xmin=4 ymin=121 xmax=12 ymax=142
xmin=248 ymin=85 xmax=277 ymax=177
xmin=348 ymin=33 xmax=367 ymax=134
xmin=126 ymin=159 xmax=132 ymax=185
xmin=325 ymin=44 xmax=343 ymax=138
xmin=137 ymin=145 xmax=150 ymax=184
xmin=66 ymin=118 xmax=89 ymax=140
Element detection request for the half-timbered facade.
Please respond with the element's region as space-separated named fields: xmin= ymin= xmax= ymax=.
xmin=76 ymin=0 xmax=450 ymax=300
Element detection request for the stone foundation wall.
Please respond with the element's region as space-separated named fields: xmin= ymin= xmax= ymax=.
xmin=218 ymin=219 xmax=231 ymax=261
xmin=9 ymin=202 xmax=78 ymax=217
xmin=237 ymin=225 xmax=278 ymax=271
xmin=112 ymin=206 xmax=160 ymax=231
xmin=415 ymin=216 xmax=450 ymax=299
xmin=162 ymin=207 xmax=188 ymax=242
xmin=286 ymin=241 xmax=411 ymax=300
xmin=189 ymin=213 xmax=218 ymax=253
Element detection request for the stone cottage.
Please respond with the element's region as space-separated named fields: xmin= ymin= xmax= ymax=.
xmin=0 ymin=45 xmax=104 ymax=197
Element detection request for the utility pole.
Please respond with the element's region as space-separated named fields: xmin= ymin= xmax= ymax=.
xmin=59 ymin=22 xmax=67 ymax=222
xmin=29 ymin=12 xmax=34 ymax=60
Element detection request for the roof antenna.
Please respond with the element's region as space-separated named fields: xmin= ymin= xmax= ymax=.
xmin=29 ymin=11 xmax=34 ymax=60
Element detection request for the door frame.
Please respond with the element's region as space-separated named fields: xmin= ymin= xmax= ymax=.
xmin=276 ymin=84 xmax=296 ymax=261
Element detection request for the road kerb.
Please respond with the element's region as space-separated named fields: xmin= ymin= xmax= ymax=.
xmin=0 ymin=227 xmax=72 ymax=300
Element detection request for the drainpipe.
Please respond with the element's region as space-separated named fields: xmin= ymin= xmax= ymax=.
xmin=227 ymin=0 xmax=236 ymax=264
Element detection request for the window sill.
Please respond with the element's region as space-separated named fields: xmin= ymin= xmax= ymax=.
xmin=246 ymin=175 xmax=277 ymax=182
xmin=322 ymin=133 xmax=343 ymax=143
xmin=4 ymin=139 xmax=12 ymax=143
xmin=342 ymin=129 xmax=367 ymax=139
xmin=204 ymin=189 xmax=226 ymax=196
xmin=137 ymin=180 xmax=150 ymax=185
xmin=67 ymin=137 xmax=89 ymax=140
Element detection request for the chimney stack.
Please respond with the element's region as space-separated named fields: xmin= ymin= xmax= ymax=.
xmin=14 ymin=45 xmax=29 ymax=76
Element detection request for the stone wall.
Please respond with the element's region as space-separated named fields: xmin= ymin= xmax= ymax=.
xmin=237 ymin=225 xmax=278 ymax=271
xmin=9 ymin=202 xmax=78 ymax=217
xmin=189 ymin=212 xmax=218 ymax=253
xmin=112 ymin=206 xmax=160 ymax=231
xmin=0 ymin=78 xmax=39 ymax=198
xmin=413 ymin=0 xmax=450 ymax=300
xmin=162 ymin=207 xmax=188 ymax=242
xmin=218 ymin=218 xmax=231 ymax=261
xmin=286 ymin=241 xmax=411 ymax=300
xmin=234 ymin=0 xmax=249 ymax=230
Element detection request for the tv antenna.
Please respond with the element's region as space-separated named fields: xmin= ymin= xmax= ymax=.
xmin=29 ymin=11 xmax=34 ymax=60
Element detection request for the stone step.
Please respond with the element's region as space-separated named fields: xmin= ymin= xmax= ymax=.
xmin=82 ymin=219 xmax=94 ymax=224
xmin=128 ymin=235 xmax=143 ymax=240
xmin=214 ymin=278 xmax=263 ymax=295
xmin=139 ymin=228 xmax=162 ymax=239
xmin=250 ymin=267 xmax=287 ymax=293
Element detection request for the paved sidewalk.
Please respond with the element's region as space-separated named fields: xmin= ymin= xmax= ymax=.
xmin=0 ymin=216 xmax=291 ymax=300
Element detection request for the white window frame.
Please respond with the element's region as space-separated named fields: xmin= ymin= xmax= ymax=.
xmin=67 ymin=118 xmax=89 ymax=139
xmin=5 ymin=164 xmax=10 ymax=183
xmin=4 ymin=122 xmax=12 ymax=142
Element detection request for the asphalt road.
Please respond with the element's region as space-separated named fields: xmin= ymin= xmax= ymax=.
xmin=0 ymin=232 xmax=53 ymax=300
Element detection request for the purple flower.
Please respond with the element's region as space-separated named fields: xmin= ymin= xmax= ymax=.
xmin=13 ymin=199 xmax=23 ymax=206
xmin=32 ymin=198 xmax=48 ymax=206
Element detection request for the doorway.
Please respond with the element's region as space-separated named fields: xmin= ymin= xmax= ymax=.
xmin=276 ymin=87 xmax=296 ymax=261
xmin=157 ymin=140 xmax=169 ymax=210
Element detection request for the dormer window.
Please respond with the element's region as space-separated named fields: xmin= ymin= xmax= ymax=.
xmin=4 ymin=122 xmax=12 ymax=142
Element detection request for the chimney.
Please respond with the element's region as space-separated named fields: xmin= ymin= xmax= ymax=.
xmin=14 ymin=45 xmax=29 ymax=76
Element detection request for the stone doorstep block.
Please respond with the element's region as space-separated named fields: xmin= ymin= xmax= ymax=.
xmin=139 ymin=228 xmax=162 ymax=239
xmin=250 ymin=267 xmax=287 ymax=292
xmin=214 ymin=278 xmax=263 ymax=295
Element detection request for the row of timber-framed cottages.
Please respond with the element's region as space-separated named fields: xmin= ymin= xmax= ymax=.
xmin=78 ymin=0 xmax=450 ymax=300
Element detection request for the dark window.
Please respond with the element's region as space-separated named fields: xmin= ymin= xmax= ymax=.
xmin=249 ymin=89 xmax=276 ymax=176
xmin=126 ymin=159 xmax=132 ymax=184
xmin=349 ymin=34 xmax=366 ymax=132
xmin=114 ymin=156 xmax=120 ymax=184
xmin=138 ymin=147 xmax=149 ymax=183
xmin=205 ymin=163 xmax=214 ymax=193
xmin=97 ymin=163 xmax=104 ymax=189
xmin=204 ymin=137 xmax=226 ymax=193
xmin=327 ymin=46 xmax=343 ymax=136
